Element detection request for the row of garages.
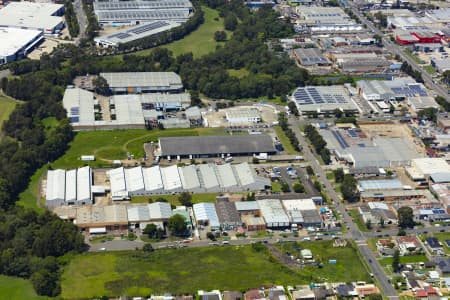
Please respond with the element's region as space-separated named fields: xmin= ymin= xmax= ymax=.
xmin=107 ymin=162 xmax=271 ymax=200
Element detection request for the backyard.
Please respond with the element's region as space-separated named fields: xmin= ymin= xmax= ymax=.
xmin=275 ymin=240 xmax=371 ymax=283
xmin=432 ymin=232 xmax=450 ymax=254
xmin=61 ymin=245 xmax=304 ymax=299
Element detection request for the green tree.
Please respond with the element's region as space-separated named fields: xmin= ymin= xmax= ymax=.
xmin=380 ymin=217 xmax=385 ymax=228
xmin=178 ymin=192 xmax=192 ymax=207
xmin=306 ymin=166 xmax=314 ymax=176
xmin=31 ymin=269 xmax=60 ymax=296
xmin=168 ymin=214 xmax=187 ymax=236
xmin=398 ymin=206 xmax=414 ymax=228
xmin=366 ymin=219 xmax=372 ymax=230
xmin=206 ymin=231 xmax=215 ymax=240
xmin=224 ymin=14 xmax=237 ymax=31
xmin=397 ymin=228 xmax=406 ymax=236
xmin=293 ymin=182 xmax=305 ymax=193
xmin=143 ymin=223 xmax=164 ymax=239
xmin=143 ymin=243 xmax=154 ymax=252
xmin=341 ymin=174 xmax=358 ymax=202
xmin=281 ymin=182 xmax=291 ymax=192
xmin=333 ymin=168 xmax=344 ymax=183
xmin=92 ymin=76 xmax=110 ymax=96
xmin=392 ymin=249 xmax=400 ymax=272
xmin=214 ymin=30 xmax=227 ymax=42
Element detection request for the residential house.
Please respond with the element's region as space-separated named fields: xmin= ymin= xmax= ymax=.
xmin=425 ymin=237 xmax=443 ymax=254
xmin=198 ymin=290 xmax=222 ymax=300
xmin=292 ymin=288 xmax=315 ymax=300
xmin=413 ymin=286 xmax=439 ymax=298
xmin=376 ymin=239 xmax=397 ymax=256
xmin=435 ymin=257 xmax=450 ymax=274
xmin=244 ymin=289 xmax=266 ymax=300
xmin=267 ymin=286 xmax=286 ymax=300
xmin=397 ymin=236 xmax=422 ymax=255
xmin=354 ymin=284 xmax=379 ymax=297
xmin=336 ymin=284 xmax=357 ymax=298
xmin=223 ymin=291 xmax=242 ymax=300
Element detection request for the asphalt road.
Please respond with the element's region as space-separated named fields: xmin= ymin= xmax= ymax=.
xmin=347 ymin=1 xmax=450 ymax=102
xmin=288 ymin=117 xmax=399 ymax=300
xmin=74 ymin=0 xmax=87 ymax=43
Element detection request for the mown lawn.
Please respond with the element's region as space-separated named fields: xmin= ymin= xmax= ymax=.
xmin=51 ymin=127 xmax=230 ymax=169
xmin=379 ymin=254 xmax=428 ymax=266
xmin=275 ymin=240 xmax=371 ymax=283
xmin=131 ymin=193 xmax=219 ymax=205
xmin=16 ymin=165 xmax=47 ymax=212
xmin=0 ymin=275 xmax=49 ymax=300
xmin=135 ymin=7 xmax=228 ymax=58
xmin=274 ymin=126 xmax=298 ymax=155
xmin=0 ymin=95 xmax=17 ymax=128
xmin=61 ymin=245 xmax=304 ymax=299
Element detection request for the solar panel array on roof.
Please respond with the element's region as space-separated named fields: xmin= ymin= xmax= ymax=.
xmin=129 ymin=21 xmax=169 ymax=34
xmin=97 ymin=9 xmax=189 ymax=22
xmin=292 ymin=86 xmax=351 ymax=106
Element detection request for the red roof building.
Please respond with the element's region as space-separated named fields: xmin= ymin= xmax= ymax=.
xmin=411 ymin=31 xmax=441 ymax=44
xmin=396 ymin=33 xmax=419 ymax=45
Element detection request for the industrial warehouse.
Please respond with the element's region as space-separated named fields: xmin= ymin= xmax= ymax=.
xmin=45 ymin=162 xmax=271 ymax=204
xmin=52 ymin=196 xmax=328 ymax=234
xmin=295 ymin=6 xmax=363 ymax=33
xmin=290 ymin=85 xmax=359 ymax=115
xmin=93 ymin=0 xmax=193 ymax=26
xmin=0 ymin=1 xmax=65 ymax=34
xmin=157 ymin=135 xmax=277 ymax=158
xmin=0 ymin=28 xmax=44 ymax=65
xmin=100 ymin=72 xmax=184 ymax=94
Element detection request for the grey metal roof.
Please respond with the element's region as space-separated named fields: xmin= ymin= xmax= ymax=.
xmin=359 ymin=179 xmax=403 ymax=191
xmin=94 ymin=0 xmax=193 ymax=11
xmin=430 ymin=172 xmax=450 ymax=183
xmin=159 ymin=135 xmax=276 ymax=156
xmin=215 ymin=199 xmax=241 ymax=224
xmin=294 ymin=48 xmax=329 ymax=66
xmin=100 ymin=72 xmax=182 ymax=89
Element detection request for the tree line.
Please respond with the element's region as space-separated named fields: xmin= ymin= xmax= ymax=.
xmin=304 ymin=125 xmax=331 ymax=164
xmin=278 ymin=112 xmax=301 ymax=152
xmin=64 ymin=0 xmax=80 ymax=38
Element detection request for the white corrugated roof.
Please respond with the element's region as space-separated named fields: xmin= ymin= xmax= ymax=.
xmin=233 ymin=162 xmax=255 ymax=186
xmin=216 ymin=164 xmax=237 ymax=188
xmin=46 ymin=169 xmax=66 ymax=201
xmin=179 ymin=165 xmax=200 ymax=190
xmin=114 ymin=95 xmax=146 ymax=126
xmin=235 ymin=201 xmax=259 ymax=211
xmin=125 ymin=166 xmax=144 ymax=193
xmin=413 ymin=158 xmax=450 ymax=175
xmin=148 ymin=202 xmax=172 ymax=219
xmin=77 ymin=166 xmax=91 ymax=202
xmin=127 ymin=204 xmax=150 ymax=222
xmin=100 ymin=72 xmax=182 ymax=89
xmin=62 ymin=88 xmax=95 ymax=125
xmin=65 ymin=169 xmax=77 ymax=202
xmin=142 ymin=166 xmax=163 ymax=191
xmin=257 ymin=199 xmax=290 ymax=224
xmin=282 ymin=199 xmax=316 ymax=211
xmin=193 ymin=202 xmax=220 ymax=227
xmin=160 ymin=165 xmax=182 ymax=191
xmin=198 ymin=164 xmax=219 ymax=189
xmin=108 ymin=167 xmax=126 ymax=194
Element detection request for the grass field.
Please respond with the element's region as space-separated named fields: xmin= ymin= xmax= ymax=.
xmin=61 ymin=245 xmax=305 ymax=299
xmin=0 ymin=275 xmax=49 ymax=300
xmin=275 ymin=241 xmax=371 ymax=283
xmin=227 ymin=68 xmax=251 ymax=79
xmin=0 ymin=95 xmax=17 ymax=127
xmin=349 ymin=209 xmax=369 ymax=232
xmin=132 ymin=193 xmax=220 ymax=205
xmin=16 ymin=165 xmax=47 ymax=211
xmin=274 ymin=126 xmax=298 ymax=155
xmin=379 ymin=254 xmax=428 ymax=266
xmin=135 ymin=7 xmax=228 ymax=58
xmin=52 ymin=127 xmax=229 ymax=169
xmin=424 ymin=65 xmax=437 ymax=75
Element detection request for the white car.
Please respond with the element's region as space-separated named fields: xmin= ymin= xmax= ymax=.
xmin=303 ymin=237 xmax=311 ymax=241
xmin=99 ymin=247 xmax=106 ymax=251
